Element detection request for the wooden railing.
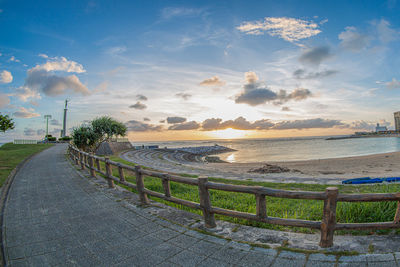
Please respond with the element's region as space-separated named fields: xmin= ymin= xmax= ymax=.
xmin=68 ymin=145 xmax=400 ymax=248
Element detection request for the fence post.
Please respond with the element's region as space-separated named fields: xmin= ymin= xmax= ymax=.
xmin=88 ymin=153 xmax=96 ymax=177
xmin=198 ymin=177 xmax=216 ymax=228
xmin=319 ymin=187 xmax=339 ymax=248
xmin=135 ymin=166 xmax=149 ymax=204
xmin=80 ymin=152 xmax=85 ymax=170
xmin=96 ymin=158 xmax=101 ymax=172
xmin=75 ymin=151 xmax=80 ymax=165
xmin=104 ymin=157 xmax=115 ymax=188
xmin=256 ymin=193 xmax=267 ymax=218
xmin=162 ymin=174 xmax=171 ymax=198
xmin=394 ymin=193 xmax=400 ymax=223
xmin=118 ymin=164 xmax=125 ymax=182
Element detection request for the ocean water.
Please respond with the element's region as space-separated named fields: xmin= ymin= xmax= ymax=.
xmin=131 ymin=136 xmax=400 ymax=163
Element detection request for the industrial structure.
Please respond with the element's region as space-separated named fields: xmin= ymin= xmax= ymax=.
xmin=61 ymin=99 xmax=69 ymax=137
xmin=394 ymin=111 xmax=400 ymax=132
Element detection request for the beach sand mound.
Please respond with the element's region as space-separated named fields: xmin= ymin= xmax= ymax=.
xmin=249 ymin=164 xmax=291 ymax=174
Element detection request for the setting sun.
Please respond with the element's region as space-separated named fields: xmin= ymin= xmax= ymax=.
xmin=208 ymin=128 xmax=248 ymax=139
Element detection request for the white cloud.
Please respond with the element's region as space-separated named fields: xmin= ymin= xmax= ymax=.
xmin=18 ymin=57 xmax=89 ymax=98
xmin=9 ymin=56 xmax=20 ymax=62
xmin=200 ymin=76 xmax=226 ymax=87
xmin=0 ymin=94 xmax=10 ymax=108
xmin=13 ymin=107 xmax=40 ymax=118
xmin=161 ymin=7 xmax=204 ymax=20
xmin=14 ymin=86 xmax=41 ymax=102
xmin=31 ymin=56 xmax=85 ymax=73
xmin=386 ymin=78 xmax=400 ymax=89
xmin=0 ymin=70 xmax=13 ymax=83
xmin=237 ymin=17 xmax=321 ymax=43
xmin=373 ymin=19 xmax=399 ymax=43
xmin=338 ymin=26 xmax=370 ymax=52
xmin=38 ymin=53 xmax=49 ymax=58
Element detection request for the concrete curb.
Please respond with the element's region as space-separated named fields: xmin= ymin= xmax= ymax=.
xmin=0 ymin=145 xmax=53 ymax=267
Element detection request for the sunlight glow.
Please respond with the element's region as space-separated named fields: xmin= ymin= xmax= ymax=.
xmin=208 ymin=128 xmax=248 ymax=139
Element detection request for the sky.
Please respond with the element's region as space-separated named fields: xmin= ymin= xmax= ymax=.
xmin=1 ymin=0 xmax=400 ymax=141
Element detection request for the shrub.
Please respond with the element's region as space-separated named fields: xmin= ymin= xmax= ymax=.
xmin=47 ymin=137 xmax=56 ymax=141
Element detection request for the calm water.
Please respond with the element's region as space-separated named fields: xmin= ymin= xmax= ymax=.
xmin=132 ymin=136 xmax=400 ymax=163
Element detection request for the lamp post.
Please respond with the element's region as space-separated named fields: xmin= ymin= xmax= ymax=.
xmin=44 ymin=115 xmax=52 ymax=139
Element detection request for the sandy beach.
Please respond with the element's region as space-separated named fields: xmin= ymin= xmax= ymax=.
xmin=122 ymin=148 xmax=400 ymax=184
xmin=206 ymin=151 xmax=400 ymax=179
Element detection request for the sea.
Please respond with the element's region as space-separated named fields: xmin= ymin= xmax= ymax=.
xmin=131 ymin=136 xmax=400 ymax=163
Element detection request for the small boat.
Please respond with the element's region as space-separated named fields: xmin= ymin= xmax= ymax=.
xmin=342 ymin=177 xmax=400 ymax=184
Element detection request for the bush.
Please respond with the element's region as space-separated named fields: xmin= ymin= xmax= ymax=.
xmin=47 ymin=137 xmax=56 ymax=141
xmin=59 ymin=136 xmax=72 ymax=141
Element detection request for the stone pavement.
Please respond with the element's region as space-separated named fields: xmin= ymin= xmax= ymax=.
xmin=2 ymin=144 xmax=399 ymax=266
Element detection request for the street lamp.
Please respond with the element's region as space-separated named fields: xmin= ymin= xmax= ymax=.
xmin=44 ymin=115 xmax=52 ymax=138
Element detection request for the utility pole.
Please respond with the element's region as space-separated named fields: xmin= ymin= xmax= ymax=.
xmin=62 ymin=99 xmax=69 ymax=137
xmin=44 ymin=115 xmax=52 ymax=138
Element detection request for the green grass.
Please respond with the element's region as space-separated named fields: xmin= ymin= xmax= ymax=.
xmin=0 ymin=143 xmax=53 ymax=187
xmin=89 ymin=155 xmax=400 ymax=235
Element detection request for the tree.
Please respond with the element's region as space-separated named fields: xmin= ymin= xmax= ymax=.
xmin=0 ymin=113 xmax=15 ymax=133
xmin=72 ymin=116 xmax=127 ymax=152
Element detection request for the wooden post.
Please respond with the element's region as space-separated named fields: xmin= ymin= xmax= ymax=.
xmin=135 ymin=166 xmax=149 ymax=204
xmin=75 ymin=151 xmax=80 ymax=165
xmin=88 ymin=153 xmax=96 ymax=177
xmin=394 ymin=194 xmax=400 ymax=223
xmin=319 ymin=187 xmax=339 ymax=248
xmin=80 ymin=152 xmax=85 ymax=170
xmin=96 ymin=158 xmax=100 ymax=172
xmin=104 ymin=157 xmax=114 ymax=188
xmin=198 ymin=177 xmax=216 ymax=228
xmin=256 ymin=194 xmax=267 ymax=218
xmin=162 ymin=175 xmax=171 ymax=198
xmin=118 ymin=164 xmax=125 ymax=182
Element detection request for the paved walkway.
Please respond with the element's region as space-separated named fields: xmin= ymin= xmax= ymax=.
xmin=2 ymin=144 xmax=399 ymax=266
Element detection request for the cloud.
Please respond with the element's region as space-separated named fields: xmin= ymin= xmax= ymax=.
xmin=18 ymin=57 xmax=89 ymax=99
xmin=0 ymin=94 xmax=10 ymax=108
xmin=125 ymin=120 xmax=162 ymax=132
xmin=168 ymin=121 xmax=200 ymax=130
xmin=14 ymin=86 xmax=41 ymax=102
xmin=106 ymin=46 xmax=127 ymax=56
xmin=129 ymin=101 xmax=147 ymax=110
xmin=50 ymin=119 xmax=61 ymax=126
xmin=159 ymin=120 xmax=166 ymax=123
xmin=299 ymin=46 xmax=331 ymax=66
xmin=31 ymin=56 xmax=85 ymax=73
xmin=345 ymin=120 xmax=376 ymax=130
xmin=38 ymin=53 xmax=48 ymax=58
xmin=235 ymin=72 xmax=312 ymax=106
xmin=373 ymin=19 xmax=399 ymax=43
xmin=176 ymin=93 xmax=192 ymax=100
xmin=281 ymin=106 xmax=291 ymax=111
xmin=24 ymin=128 xmax=36 ymax=136
xmin=13 ymin=107 xmax=40 ymax=118
xmin=37 ymin=129 xmax=46 ymax=136
xmin=293 ymin=69 xmax=338 ymax=79
xmin=143 ymin=117 xmax=150 ymax=122
xmin=9 ymin=56 xmax=20 ymax=62
xmin=25 ymin=69 xmax=89 ymax=96
xmin=136 ymin=94 xmax=148 ymax=101
xmin=386 ymin=78 xmax=400 ymax=89
xmin=167 ymin=116 xmax=187 ymax=124
xmin=200 ymin=76 xmax=226 ymax=86
xmin=272 ymin=118 xmax=344 ymax=130
xmin=338 ymin=26 xmax=370 ymax=52
xmin=0 ymin=70 xmax=13 ymax=83
xmin=237 ymin=17 xmax=321 ymax=44
xmin=161 ymin=7 xmax=204 ymax=20
xmin=201 ymin=117 xmax=274 ymax=131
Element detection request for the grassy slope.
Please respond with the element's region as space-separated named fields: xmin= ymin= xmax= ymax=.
xmin=103 ymin=155 xmax=400 ymax=234
xmin=0 ymin=143 xmax=53 ymax=187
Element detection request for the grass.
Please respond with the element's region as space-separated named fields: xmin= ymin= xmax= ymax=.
xmin=91 ymin=155 xmax=400 ymax=235
xmin=0 ymin=143 xmax=53 ymax=187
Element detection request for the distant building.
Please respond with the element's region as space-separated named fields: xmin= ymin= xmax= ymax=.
xmin=395 ymin=111 xmax=400 ymax=132
xmin=375 ymin=123 xmax=387 ymax=132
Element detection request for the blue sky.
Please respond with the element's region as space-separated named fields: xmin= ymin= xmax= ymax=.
xmin=1 ymin=0 xmax=400 ymax=141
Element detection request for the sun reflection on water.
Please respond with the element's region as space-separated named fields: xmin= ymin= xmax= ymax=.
xmin=226 ymin=153 xmax=235 ymax=163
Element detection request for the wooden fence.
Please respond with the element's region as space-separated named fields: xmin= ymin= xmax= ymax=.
xmin=68 ymin=145 xmax=400 ymax=248
xmin=13 ymin=139 xmax=39 ymax=144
